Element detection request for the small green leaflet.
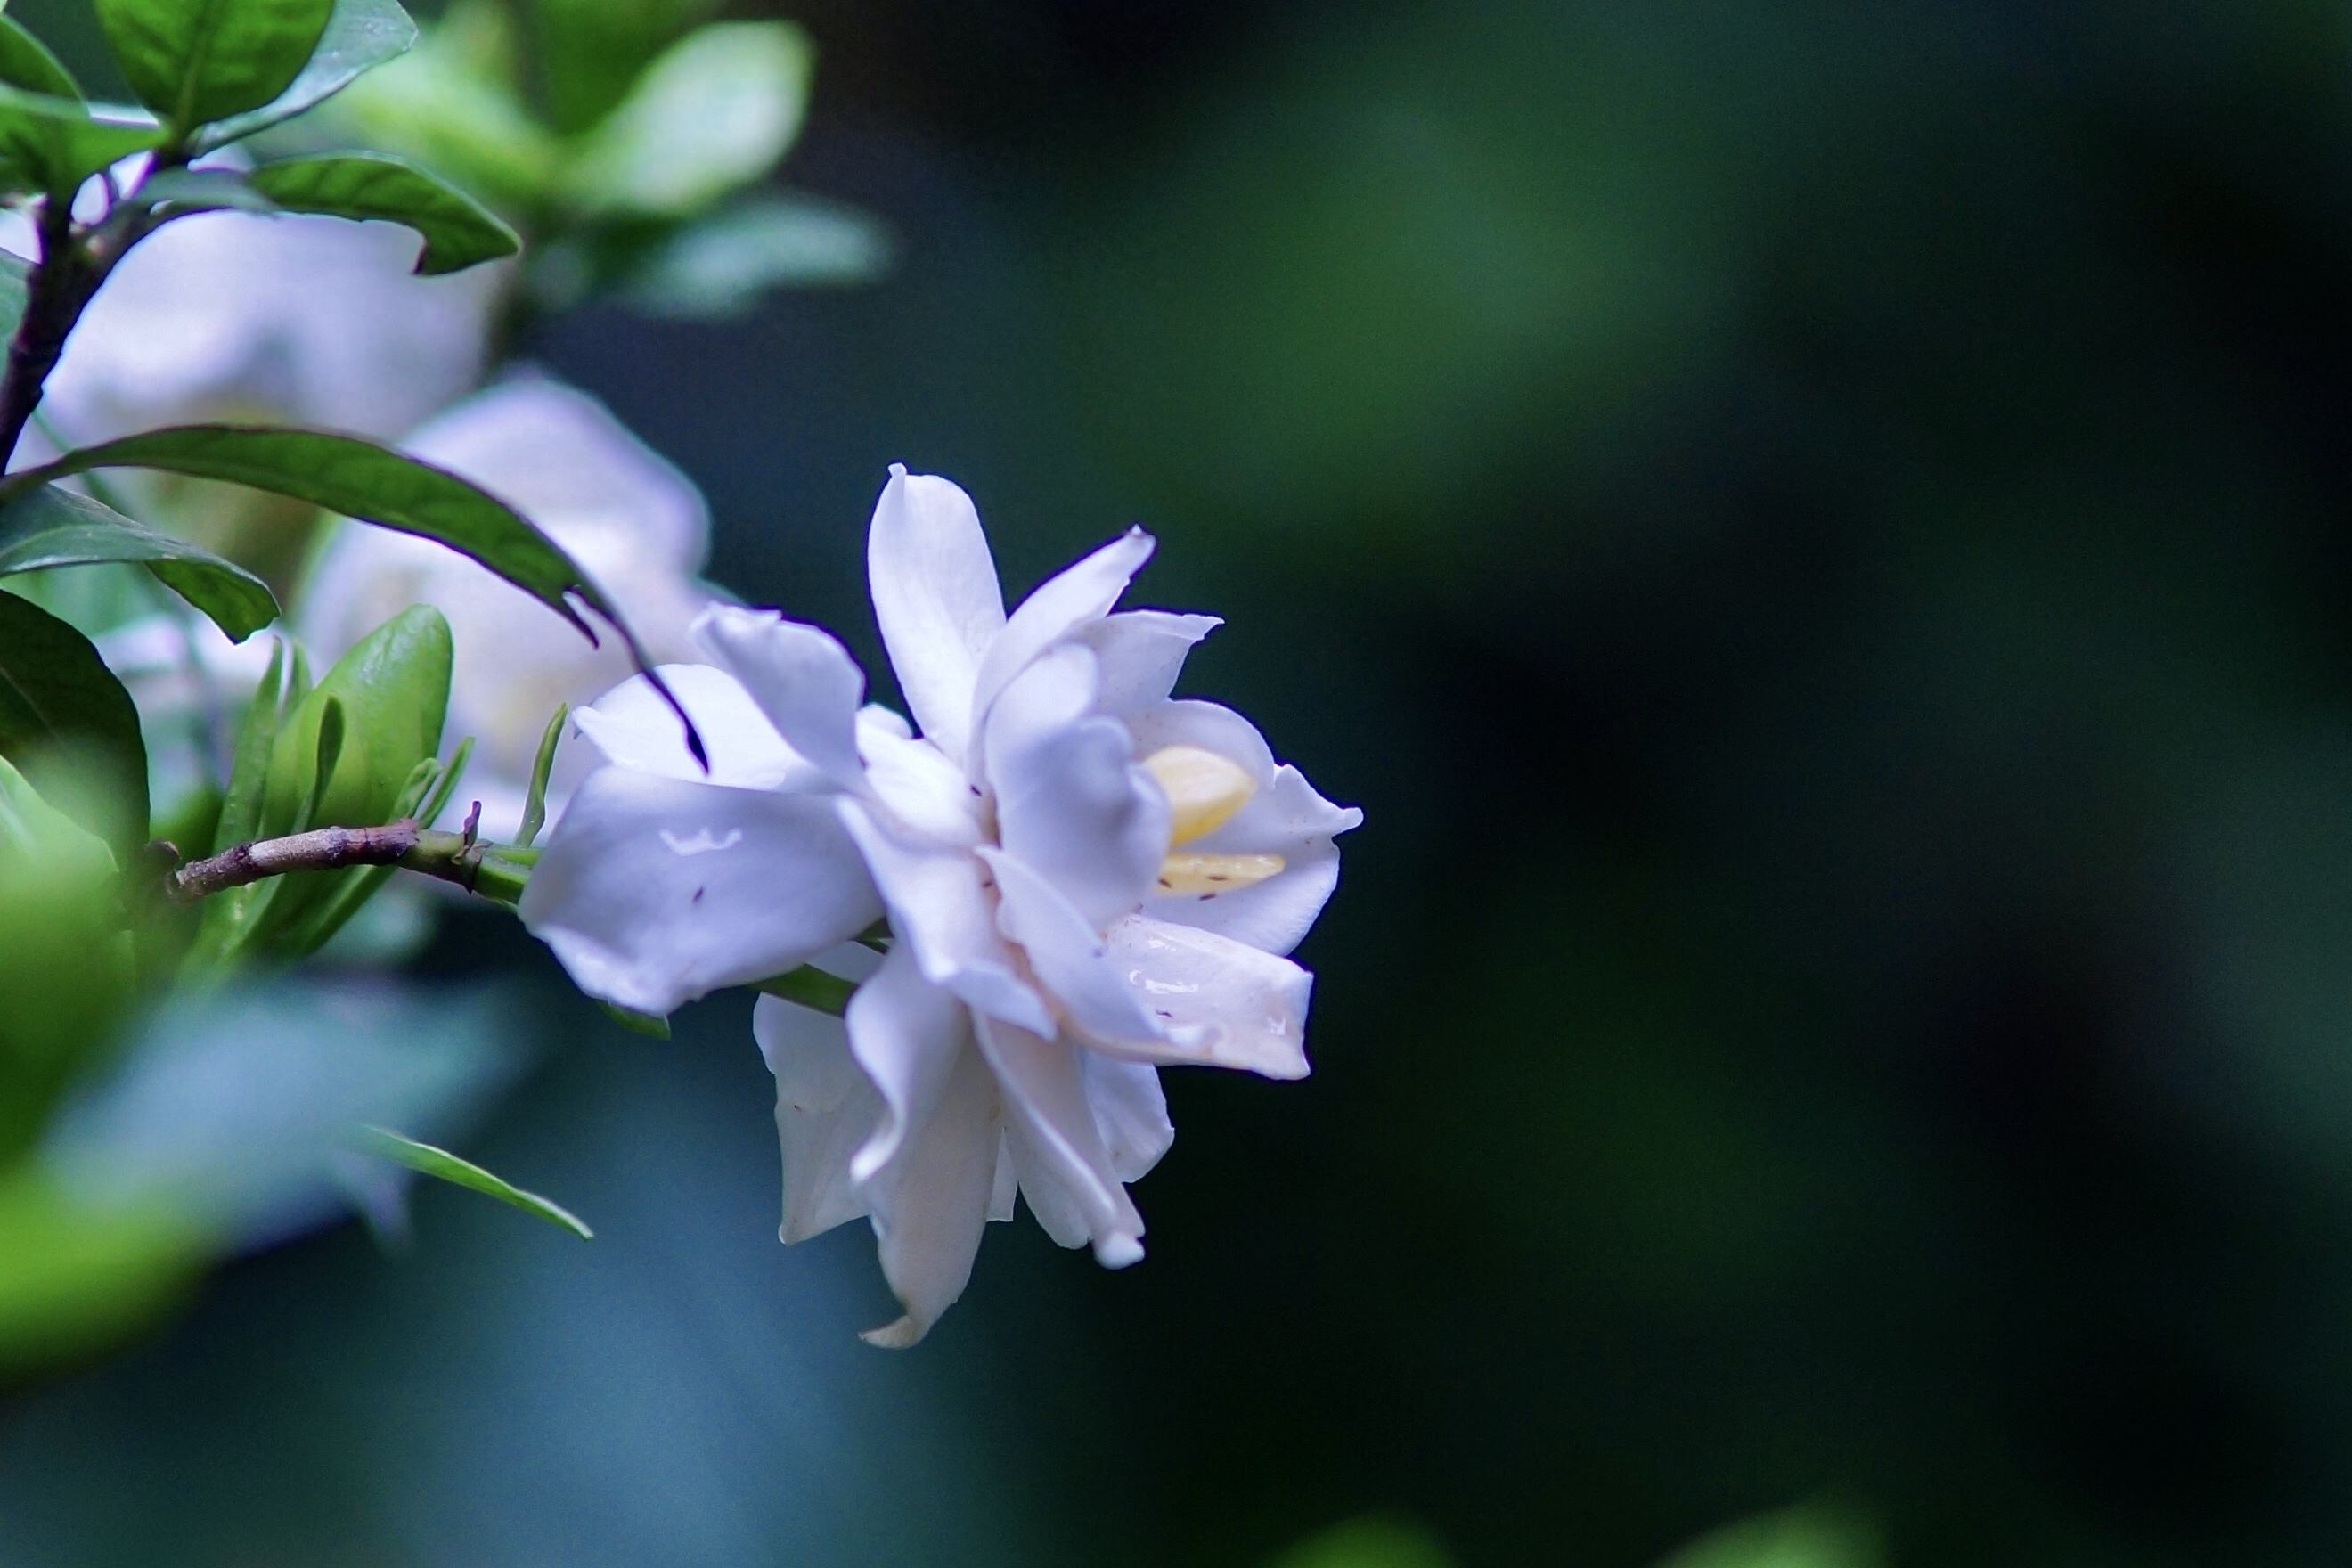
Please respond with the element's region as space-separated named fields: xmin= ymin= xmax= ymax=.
xmin=249 ymin=152 xmax=517 ymax=275
xmin=0 ymin=20 xmax=82 ymax=102
xmin=198 ymin=0 xmax=418 ymax=151
xmin=757 ymin=965 xmax=854 ymax=1017
xmin=356 ymin=1127 xmax=593 ymax=1239
xmin=0 ymin=485 xmax=280 ymax=641
xmin=567 ymin=21 xmax=812 ymax=218
xmin=96 ymin=0 xmax=335 ymax=132
xmin=4 ymin=425 xmax=706 ymax=765
xmin=0 ymin=84 xmax=163 ymax=199
xmin=0 ymin=591 xmax=149 ymax=855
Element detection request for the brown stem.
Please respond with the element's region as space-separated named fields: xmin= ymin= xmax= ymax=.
xmin=0 ymin=198 xmax=94 ymax=470
xmin=163 ymin=821 xmax=531 ymax=905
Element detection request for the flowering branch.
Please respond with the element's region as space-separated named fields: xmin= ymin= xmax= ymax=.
xmin=165 ymin=819 xmax=533 ymax=905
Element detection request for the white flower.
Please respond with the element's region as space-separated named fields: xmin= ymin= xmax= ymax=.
xmin=23 ymin=206 xmax=498 ymax=447
xmin=522 ymin=466 xmax=1360 ymax=1343
xmin=298 ymin=374 xmax=719 ymax=837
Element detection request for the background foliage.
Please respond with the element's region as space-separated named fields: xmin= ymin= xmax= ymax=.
xmin=9 ymin=0 xmax=2352 ymax=1564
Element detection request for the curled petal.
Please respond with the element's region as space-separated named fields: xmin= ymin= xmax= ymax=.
xmin=968 ymin=528 xmax=1155 ymax=739
xmin=976 ymin=1017 xmax=1146 ymax=1267
xmin=984 ymin=646 xmax=1168 ymax=927
xmin=1070 ymin=610 xmax=1221 ymax=715
xmin=573 ymin=664 xmax=821 ymax=789
xmin=521 ymin=771 xmax=881 ymax=1015
xmin=1084 ymin=1055 xmax=1174 ymax=1184
xmin=1098 ymin=915 xmax=1316 ymax=1080
xmin=845 ymin=945 xmax=972 ymax=1184
xmin=861 ymin=1040 xmax=1002 ymax=1348
xmin=983 ymin=847 xmax=1169 ymax=1045
xmin=837 ymin=800 xmax=1055 ymax=1038
xmin=868 ymin=466 xmax=1004 ymax=765
xmin=694 ymin=605 xmax=867 ymax=790
xmin=754 ymin=994 xmax=878 ymax=1243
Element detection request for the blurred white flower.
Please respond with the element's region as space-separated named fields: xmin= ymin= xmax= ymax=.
xmin=522 ymin=467 xmax=1359 ymax=1343
xmin=299 ymin=374 xmax=720 ymax=837
xmin=12 ymin=204 xmax=499 ymax=448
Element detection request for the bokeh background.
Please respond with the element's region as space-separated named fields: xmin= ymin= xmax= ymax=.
xmin=13 ymin=0 xmax=2352 ymax=1563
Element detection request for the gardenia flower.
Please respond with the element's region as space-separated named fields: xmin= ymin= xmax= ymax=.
xmin=299 ymin=374 xmax=720 ymax=837
xmin=522 ymin=468 xmax=1360 ymax=1344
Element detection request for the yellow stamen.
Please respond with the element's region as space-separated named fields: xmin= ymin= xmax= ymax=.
xmin=1156 ymin=851 xmax=1286 ymax=897
xmin=1143 ymin=745 xmax=1256 ymax=846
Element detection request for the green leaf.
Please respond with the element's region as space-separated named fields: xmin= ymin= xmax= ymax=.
xmin=96 ymin=0 xmax=336 ymax=131
xmin=262 ymin=605 xmax=449 ymax=840
xmin=0 ymin=485 xmax=280 ymax=641
xmin=198 ymin=0 xmax=418 ymax=150
xmin=0 ymin=1170 xmax=200 ymax=1377
xmin=356 ymin=1125 xmax=593 ymax=1238
xmin=620 ymin=195 xmax=891 ymax=319
xmin=190 ymin=641 xmax=298 ymax=967
xmin=248 ymin=151 xmax=518 ymax=274
xmin=8 ymin=427 xmax=706 ymax=763
xmin=0 ymin=85 xmax=164 ymax=198
xmin=0 ymin=590 xmax=147 ymax=853
xmin=328 ymin=5 xmax=557 ymax=212
xmin=755 ymin=965 xmax=853 ymax=1017
xmin=1654 ymin=1507 xmax=1881 ymax=1568
xmin=1270 ymin=1518 xmax=1457 ymax=1568
xmin=595 ymin=999 xmax=669 ymax=1039
xmin=515 ymin=703 xmax=566 ymax=849
xmin=138 ymin=166 xmax=280 ymax=215
xmin=530 ymin=0 xmax=716 ymax=135
xmin=566 ymin=21 xmax=812 ymax=218
xmin=0 ymin=19 xmax=83 ymax=102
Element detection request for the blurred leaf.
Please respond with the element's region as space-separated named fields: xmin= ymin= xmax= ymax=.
xmin=596 ymin=999 xmax=669 ymax=1039
xmin=12 ymin=426 xmax=608 ymax=641
xmin=45 ymin=977 xmax=527 ymax=1246
xmin=529 ymin=0 xmax=715 ymax=134
xmin=190 ymin=639 xmax=299 ymax=967
xmin=1655 ymin=1507 xmax=1881 ymax=1568
xmin=138 ymin=166 xmax=280 ymax=214
xmin=356 ymin=1126 xmax=592 ymax=1238
xmin=1270 ymin=1518 xmax=1455 ymax=1568
xmin=0 ymin=84 xmax=163 ymax=197
xmin=755 ymin=966 xmax=852 ymax=1017
xmin=0 ymin=19 xmax=82 ymax=101
xmin=0 ymin=484 xmax=280 ymax=641
xmin=249 ymin=151 xmax=518 ymax=274
xmin=96 ymin=0 xmax=335 ymax=130
xmin=0 ymin=1166 xmax=200 ymax=1379
xmin=0 ymin=589 xmax=148 ymax=853
xmin=621 ymin=194 xmax=890 ymax=318
xmin=198 ymin=0 xmax=418 ymax=150
xmin=328 ymin=2 xmax=557 ymax=211
xmin=566 ymin=21 xmax=810 ymax=218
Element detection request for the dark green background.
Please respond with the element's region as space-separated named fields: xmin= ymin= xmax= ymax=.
xmin=14 ymin=1 xmax=2352 ymax=1563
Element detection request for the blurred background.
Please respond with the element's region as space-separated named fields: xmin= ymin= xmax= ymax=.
xmin=13 ymin=0 xmax=2352 ymax=1563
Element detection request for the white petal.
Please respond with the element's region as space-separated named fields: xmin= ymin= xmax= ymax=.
xmin=520 ymin=771 xmax=881 ymax=1015
xmin=693 ymin=605 xmax=866 ymax=789
xmin=573 ymin=664 xmax=823 ymax=789
xmin=1070 ymin=610 xmax=1221 ymax=714
xmin=406 ymin=372 xmax=707 ymax=573
xmin=754 ymin=994 xmax=878 ymax=1243
xmin=982 ymin=645 xmax=1168 ymax=927
xmin=836 ymin=800 xmax=1055 ymax=1038
xmin=1126 ymin=701 xmax=1362 ymax=953
xmin=860 ymin=1039 xmax=1000 ymax=1348
xmin=1009 ymin=1129 xmax=1092 ymax=1249
xmin=981 ymin=847 xmax=1170 ymax=1045
xmin=975 ymin=1017 xmax=1146 ymax=1267
xmin=1084 ymin=1055 xmax=1173 ymax=1183
xmin=988 ymin=1137 xmax=1017 ymax=1222
xmin=845 ymin=944 xmax=971 ymax=1184
xmin=1099 ymin=915 xmax=1316 ymax=1080
xmin=859 ymin=722 xmax=985 ymax=848
xmin=867 ymin=466 xmax=1004 ymax=766
xmin=968 ymin=528 xmax=1155 ymax=737
xmin=1156 ymin=766 xmax=1362 ymax=952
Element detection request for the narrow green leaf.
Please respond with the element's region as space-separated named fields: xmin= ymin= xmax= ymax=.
xmin=0 ymin=85 xmax=163 ymax=197
xmin=596 ymin=999 xmax=670 ymax=1040
xmin=0 ymin=20 xmax=83 ymax=102
xmin=567 ymin=21 xmax=812 ymax=218
xmin=356 ymin=1126 xmax=593 ymax=1239
xmin=0 ymin=590 xmax=148 ymax=853
xmin=515 ymin=703 xmax=566 ymax=849
xmin=191 ymin=640 xmax=296 ymax=967
xmin=0 ymin=485 xmax=279 ymax=641
xmin=198 ymin=0 xmax=417 ymax=150
xmin=9 ymin=427 xmax=706 ymax=764
xmin=248 ymin=151 xmax=517 ymax=274
xmin=755 ymin=965 xmax=853 ymax=1017
xmin=96 ymin=0 xmax=335 ymax=131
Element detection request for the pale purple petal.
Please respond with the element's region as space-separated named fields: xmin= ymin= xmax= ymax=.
xmin=860 ymin=1040 xmax=1002 ymax=1348
xmin=967 ymin=527 xmax=1154 ymax=737
xmin=754 ymin=994 xmax=877 ymax=1243
xmin=974 ymin=1017 xmax=1146 ymax=1267
xmin=693 ymin=604 xmax=867 ymax=790
xmin=1070 ymin=609 xmax=1221 ymax=715
xmin=867 ymin=466 xmax=1004 ymax=766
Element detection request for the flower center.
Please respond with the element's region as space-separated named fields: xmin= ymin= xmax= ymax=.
xmin=1142 ymin=745 xmax=1285 ymax=897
